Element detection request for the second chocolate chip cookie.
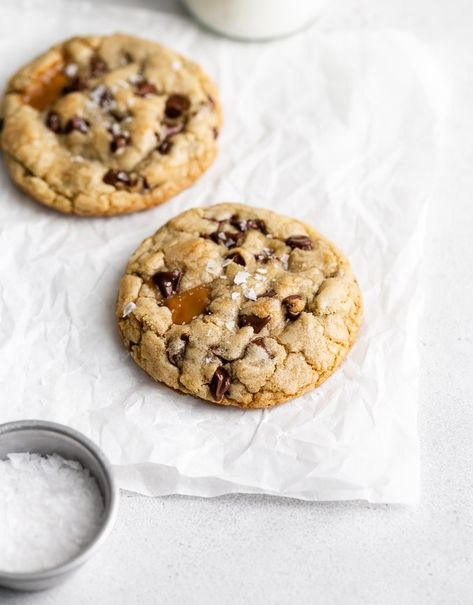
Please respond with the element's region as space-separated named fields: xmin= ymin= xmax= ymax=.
xmin=0 ymin=34 xmax=221 ymax=216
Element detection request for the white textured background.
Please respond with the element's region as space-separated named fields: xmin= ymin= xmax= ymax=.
xmin=1 ymin=0 xmax=472 ymax=604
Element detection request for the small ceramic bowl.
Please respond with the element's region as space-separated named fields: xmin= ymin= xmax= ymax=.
xmin=0 ymin=420 xmax=118 ymax=591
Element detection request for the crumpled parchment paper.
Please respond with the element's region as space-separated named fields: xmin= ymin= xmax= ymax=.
xmin=0 ymin=0 xmax=447 ymax=502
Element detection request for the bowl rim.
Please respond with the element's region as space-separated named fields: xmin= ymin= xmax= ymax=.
xmin=0 ymin=419 xmax=119 ymax=581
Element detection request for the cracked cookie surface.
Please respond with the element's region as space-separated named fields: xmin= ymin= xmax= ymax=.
xmin=0 ymin=34 xmax=221 ymax=216
xmin=116 ymin=203 xmax=363 ymax=409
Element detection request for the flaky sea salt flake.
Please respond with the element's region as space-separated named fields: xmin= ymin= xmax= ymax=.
xmin=122 ymin=302 xmax=136 ymax=317
xmin=234 ymin=271 xmax=250 ymax=286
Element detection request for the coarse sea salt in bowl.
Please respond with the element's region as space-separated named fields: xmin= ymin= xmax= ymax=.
xmin=0 ymin=420 xmax=118 ymax=591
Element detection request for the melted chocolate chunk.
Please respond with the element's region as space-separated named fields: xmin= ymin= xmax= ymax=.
xmin=166 ymin=334 xmax=189 ymax=368
xmin=103 ymin=169 xmax=135 ymax=187
xmin=157 ymin=139 xmax=173 ymax=155
xmin=238 ymin=314 xmax=271 ymax=334
xmin=282 ymin=295 xmax=305 ymax=320
xmin=62 ymin=76 xmax=87 ymax=95
xmin=152 ymin=270 xmax=182 ymax=298
xmin=210 ymin=367 xmax=231 ymax=402
xmin=45 ymin=111 xmax=61 ymax=133
xmin=110 ymin=132 xmax=130 ymax=152
xmin=64 ymin=115 xmax=89 ymax=134
xmin=285 ymin=235 xmax=313 ymax=250
xmin=90 ymin=56 xmax=108 ymax=78
xmin=210 ymin=231 xmax=244 ymax=249
xmin=230 ymin=215 xmax=266 ymax=233
xmin=225 ymin=251 xmax=246 ymax=266
xmin=135 ymin=80 xmax=157 ymax=97
xmin=165 ymin=94 xmax=190 ymax=119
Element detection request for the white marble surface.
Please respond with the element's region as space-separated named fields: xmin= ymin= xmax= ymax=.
xmin=2 ymin=0 xmax=473 ymax=603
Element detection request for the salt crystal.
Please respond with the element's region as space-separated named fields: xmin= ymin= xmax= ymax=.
xmin=243 ymin=288 xmax=257 ymax=301
xmin=111 ymin=123 xmax=121 ymax=136
xmin=231 ymin=292 xmax=240 ymax=300
xmin=221 ymin=259 xmax=232 ymax=267
xmin=280 ymin=254 xmax=289 ymax=269
xmin=122 ymin=302 xmax=136 ymax=317
xmin=206 ymin=259 xmax=220 ymax=275
xmin=172 ymin=59 xmax=182 ymax=71
xmin=225 ymin=320 xmax=235 ymax=330
xmin=255 ymin=274 xmax=266 ymax=282
xmin=0 ymin=452 xmax=103 ymax=573
xmin=256 ymin=268 xmax=267 ymax=274
xmin=234 ymin=271 xmax=250 ymax=285
xmin=128 ymin=73 xmax=143 ymax=84
xmin=89 ymin=85 xmax=106 ymax=105
xmin=64 ymin=63 xmax=78 ymax=77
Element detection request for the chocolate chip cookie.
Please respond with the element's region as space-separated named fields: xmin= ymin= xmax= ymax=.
xmin=0 ymin=34 xmax=221 ymax=215
xmin=116 ymin=203 xmax=363 ymax=408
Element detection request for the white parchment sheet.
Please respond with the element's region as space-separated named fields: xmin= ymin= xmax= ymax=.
xmin=0 ymin=0 xmax=447 ymax=502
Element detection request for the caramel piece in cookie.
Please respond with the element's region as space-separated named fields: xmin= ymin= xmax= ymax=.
xmin=0 ymin=34 xmax=222 ymax=216
xmin=116 ymin=203 xmax=363 ymax=409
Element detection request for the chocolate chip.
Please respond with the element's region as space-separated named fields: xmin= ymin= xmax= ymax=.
xmin=238 ymin=314 xmax=271 ymax=334
xmin=255 ymin=249 xmax=274 ymax=263
xmin=135 ymin=80 xmax=157 ymax=97
xmin=64 ymin=115 xmax=89 ymax=134
xmin=110 ymin=110 xmax=128 ymax=122
xmin=230 ymin=216 xmax=267 ymax=233
xmin=152 ymin=270 xmax=182 ymax=298
xmin=165 ymin=94 xmax=190 ymax=119
xmin=90 ymin=56 xmax=108 ymax=78
xmin=157 ymin=139 xmax=173 ymax=155
xmin=212 ymin=127 xmax=219 ymax=139
xmin=62 ymin=76 xmax=87 ymax=95
xmin=110 ymin=133 xmax=130 ymax=152
xmin=210 ymin=367 xmax=231 ymax=402
xmin=45 ymin=111 xmax=61 ymax=133
xmin=285 ymin=235 xmax=313 ymax=250
xmin=103 ymin=169 xmax=135 ymax=187
xmin=210 ymin=231 xmax=244 ymax=249
xmin=166 ymin=334 xmax=188 ymax=368
xmin=282 ymin=295 xmax=305 ymax=320
xmin=225 ymin=252 xmax=246 ymax=266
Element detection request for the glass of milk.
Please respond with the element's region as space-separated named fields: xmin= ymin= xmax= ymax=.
xmin=183 ymin=0 xmax=326 ymax=41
